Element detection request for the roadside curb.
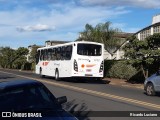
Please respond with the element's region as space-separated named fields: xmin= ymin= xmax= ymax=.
xmin=109 ymin=81 xmax=143 ymax=89
xmin=103 ymin=78 xmax=143 ymax=90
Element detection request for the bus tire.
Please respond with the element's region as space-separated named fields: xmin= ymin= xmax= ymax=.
xmin=40 ymin=68 xmax=45 ymax=78
xmin=55 ymin=69 xmax=60 ymax=81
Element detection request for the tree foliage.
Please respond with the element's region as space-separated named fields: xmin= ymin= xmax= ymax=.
xmin=0 ymin=47 xmax=15 ymax=68
xmin=0 ymin=47 xmax=29 ymax=69
xmin=123 ymin=33 xmax=160 ymax=78
xmin=28 ymin=46 xmax=40 ymax=63
xmin=78 ymin=22 xmax=126 ymax=55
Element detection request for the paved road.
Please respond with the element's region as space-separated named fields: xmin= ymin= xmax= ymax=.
xmin=0 ymin=69 xmax=160 ymax=120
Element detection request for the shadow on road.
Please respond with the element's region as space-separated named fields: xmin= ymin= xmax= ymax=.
xmin=63 ymin=78 xmax=108 ymax=84
xmin=43 ymin=76 xmax=109 ymax=84
xmin=143 ymin=92 xmax=160 ymax=97
xmin=0 ymin=75 xmax=15 ymax=79
xmin=156 ymin=92 xmax=160 ymax=97
xmin=62 ymin=99 xmax=91 ymax=120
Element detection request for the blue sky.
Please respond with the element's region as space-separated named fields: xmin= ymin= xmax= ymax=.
xmin=0 ymin=0 xmax=160 ymax=48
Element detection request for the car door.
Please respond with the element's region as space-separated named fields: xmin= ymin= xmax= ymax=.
xmin=154 ymin=74 xmax=160 ymax=91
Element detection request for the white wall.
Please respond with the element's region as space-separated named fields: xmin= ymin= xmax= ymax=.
xmin=104 ymin=49 xmax=124 ymax=60
xmin=152 ymin=14 xmax=160 ymax=24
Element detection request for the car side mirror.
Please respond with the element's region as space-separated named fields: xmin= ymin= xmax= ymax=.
xmin=156 ymin=71 xmax=160 ymax=76
xmin=56 ymin=96 xmax=67 ymax=104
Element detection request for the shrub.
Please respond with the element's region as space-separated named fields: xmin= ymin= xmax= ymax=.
xmin=31 ymin=62 xmax=36 ymax=71
xmin=129 ymin=70 xmax=145 ymax=83
xmin=104 ymin=60 xmax=117 ymax=77
xmin=108 ymin=61 xmax=137 ymax=80
xmin=23 ymin=62 xmax=32 ymax=70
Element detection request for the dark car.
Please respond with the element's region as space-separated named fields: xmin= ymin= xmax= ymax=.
xmin=0 ymin=80 xmax=78 ymax=120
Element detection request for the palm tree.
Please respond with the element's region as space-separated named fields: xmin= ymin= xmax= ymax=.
xmin=78 ymin=22 xmax=126 ymax=56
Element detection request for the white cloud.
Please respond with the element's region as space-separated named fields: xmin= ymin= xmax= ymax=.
xmin=80 ymin=0 xmax=160 ymax=8
xmin=0 ymin=0 xmax=134 ymax=48
xmin=44 ymin=5 xmax=130 ymax=29
xmin=0 ymin=3 xmax=130 ymax=33
xmin=16 ymin=24 xmax=55 ymax=32
xmin=112 ymin=22 xmax=141 ymax=33
xmin=124 ymin=27 xmax=141 ymax=33
xmin=112 ymin=23 xmax=126 ymax=29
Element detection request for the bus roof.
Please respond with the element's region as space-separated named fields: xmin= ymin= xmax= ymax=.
xmin=37 ymin=41 xmax=104 ymax=50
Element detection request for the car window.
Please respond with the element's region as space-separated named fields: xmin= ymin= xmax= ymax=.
xmin=0 ymin=84 xmax=60 ymax=111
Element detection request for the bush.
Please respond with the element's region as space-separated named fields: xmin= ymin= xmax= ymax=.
xmin=104 ymin=60 xmax=117 ymax=77
xmin=23 ymin=62 xmax=32 ymax=70
xmin=108 ymin=61 xmax=137 ymax=80
xmin=129 ymin=70 xmax=145 ymax=83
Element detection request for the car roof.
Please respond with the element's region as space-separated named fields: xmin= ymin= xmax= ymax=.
xmin=0 ymin=79 xmax=42 ymax=90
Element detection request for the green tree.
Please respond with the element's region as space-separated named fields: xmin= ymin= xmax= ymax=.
xmin=29 ymin=46 xmax=40 ymax=63
xmin=123 ymin=33 xmax=160 ymax=79
xmin=0 ymin=47 xmax=15 ymax=68
xmin=28 ymin=45 xmax=41 ymax=71
xmin=13 ymin=56 xmax=28 ymax=69
xmin=0 ymin=47 xmax=29 ymax=69
xmin=12 ymin=47 xmax=29 ymax=69
xmin=78 ymin=22 xmax=126 ymax=56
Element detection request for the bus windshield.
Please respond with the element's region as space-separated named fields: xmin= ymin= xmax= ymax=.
xmin=77 ymin=43 xmax=102 ymax=56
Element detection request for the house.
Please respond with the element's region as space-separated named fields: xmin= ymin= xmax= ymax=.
xmin=135 ymin=14 xmax=160 ymax=40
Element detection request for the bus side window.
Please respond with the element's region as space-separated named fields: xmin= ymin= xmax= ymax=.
xmin=66 ymin=45 xmax=72 ymax=60
xmin=44 ymin=49 xmax=48 ymax=61
xmin=57 ymin=47 xmax=62 ymax=60
xmin=61 ymin=46 xmax=66 ymax=60
xmin=51 ymin=48 xmax=55 ymax=60
xmin=40 ymin=50 xmax=44 ymax=60
xmin=55 ymin=48 xmax=58 ymax=60
xmin=48 ymin=49 xmax=52 ymax=61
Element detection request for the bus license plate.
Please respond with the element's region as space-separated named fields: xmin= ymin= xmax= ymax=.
xmin=85 ymin=74 xmax=93 ymax=76
xmin=86 ymin=69 xmax=91 ymax=72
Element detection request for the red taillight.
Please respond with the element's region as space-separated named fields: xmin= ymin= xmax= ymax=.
xmin=99 ymin=61 xmax=103 ymax=73
xmin=74 ymin=59 xmax=78 ymax=72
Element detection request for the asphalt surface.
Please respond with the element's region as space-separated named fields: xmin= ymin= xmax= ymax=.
xmin=0 ymin=69 xmax=160 ymax=120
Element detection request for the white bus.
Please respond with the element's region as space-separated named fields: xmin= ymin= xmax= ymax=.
xmin=35 ymin=41 xmax=104 ymax=80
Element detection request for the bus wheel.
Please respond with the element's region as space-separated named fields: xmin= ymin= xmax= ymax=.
xmin=40 ymin=68 xmax=45 ymax=78
xmin=55 ymin=69 xmax=60 ymax=81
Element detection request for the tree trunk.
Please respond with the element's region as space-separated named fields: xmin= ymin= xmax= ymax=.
xmin=141 ymin=65 xmax=148 ymax=79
